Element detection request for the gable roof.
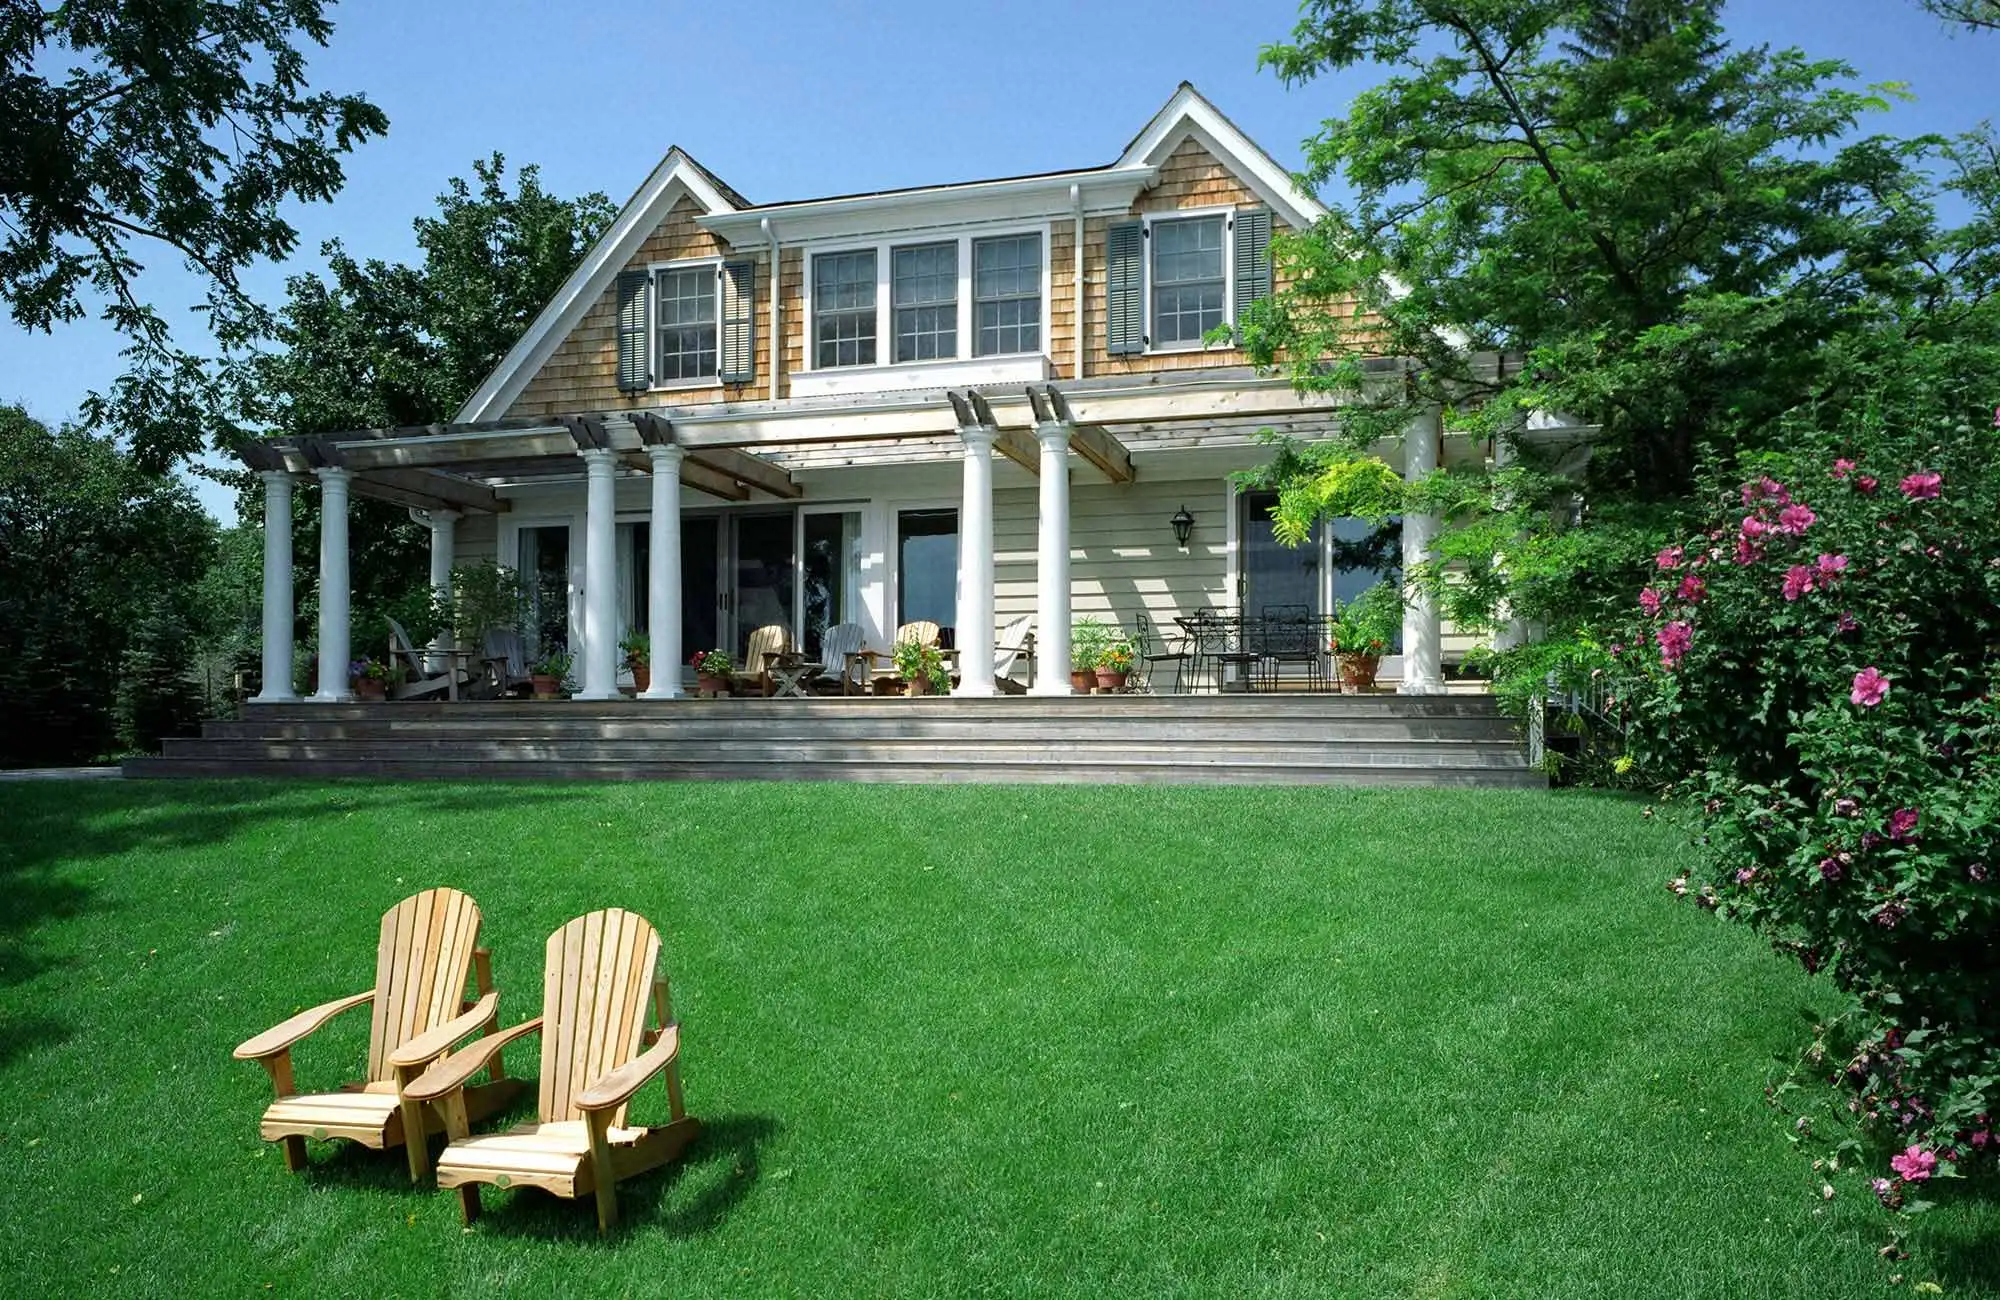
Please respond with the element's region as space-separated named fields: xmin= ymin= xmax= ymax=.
xmin=1116 ymin=81 xmax=1325 ymax=230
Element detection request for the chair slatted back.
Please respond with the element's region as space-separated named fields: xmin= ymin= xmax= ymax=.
xmin=895 ymin=621 xmax=940 ymax=649
xmin=538 ymin=909 xmax=662 ymax=1128
xmin=483 ymin=628 xmax=528 ymax=680
xmin=365 ymin=888 xmax=483 ymax=1081
xmin=386 ymin=617 xmax=428 ymax=677
xmin=994 ymin=615 xmax=1033 ymax=677
xmin=743 ymin=623 xmax=793 ymax=670
xmin=820 ymin=623 xmax=867 ymax=685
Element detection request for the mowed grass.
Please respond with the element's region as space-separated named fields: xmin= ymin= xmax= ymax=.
xmin=1 ymin=781 xmax=1995 ymax=1298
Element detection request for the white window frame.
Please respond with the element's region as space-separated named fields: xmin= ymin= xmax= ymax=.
xmin=645 ymin=255 xmax=724 ymax=392
xmin=1142 ymin=205 xmax=1236 ymax=354
xmin=799 ymin=220 xmax=1054 ymax=377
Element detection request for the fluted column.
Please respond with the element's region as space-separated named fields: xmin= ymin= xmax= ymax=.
xmin=642 ymin=445 xmax=685 ymax=699
xmin=1029 ymin=422 xmax=1073 ymax=695
xmin=251 ymin=471 xmax=298 ymax=703
xmin=1398 ymin=407 xmax=1447 ymax=695
xmin=311 ymin=467 xmax=354 ymax=702
xmin=955 ymin=424 xmax=998 ymax=697
xmin=575 ymin=448 xmax=620 ymax=700
xmin=424 ymin=509 xmax=458 ymax=671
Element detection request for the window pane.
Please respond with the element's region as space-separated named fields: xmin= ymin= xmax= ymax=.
xmin=802 ymin=510 xmax=863 ymax=658
xmin=892 ymin=242 xmax=957 ymax=362
xmin=654 ymin=267 xmax=718 ymax=381
xmin=1151 ymin=216 xmax=1225 ymax=344
xmin=897 ymin=508 xmax=957 ymax=631
xmin=814 ymin=250 xmax=878 ymax=368
xmin=972 ymin=233 xmax=1041 ymax=357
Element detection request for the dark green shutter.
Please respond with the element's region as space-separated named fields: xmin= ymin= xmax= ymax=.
xmin=616 ymin=269 xmax=650 ymax=392
xmin=719 ymin=260 xmax=756 ymax=384
xmin=1233 ymin=207 xmax=1273 ymax=320
xmin=1105 ymin=220 xmax=1145 ymax=355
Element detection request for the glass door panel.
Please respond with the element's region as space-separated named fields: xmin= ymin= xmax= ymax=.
xmin=1240 ymin=491 xmax=1318 ymax=618
xmin=801 ymin=510 xmax=863 ymax=658
xmin=897 ymin=508 xmax=957 ymax=637
xmin=730 ymin=512 xmax=795 ymax=660
xmin=519 ymin=524 xmax=572 ymax=662
xmin=682 ymin=517 xmax=720 ymax=659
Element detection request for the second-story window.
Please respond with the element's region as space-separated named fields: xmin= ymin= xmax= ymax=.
xmin=814 ymin=249 xmax=877 ymax=367
xmin=973 ymin=233 xmax=1041 ymax=356
xmin=1151 ymin=215 xmax=1226 ymax=346
xmin=892 ymin=242 xmax=957 ymax=362
xmin=654 ymin=266 xmax=718 ymax=381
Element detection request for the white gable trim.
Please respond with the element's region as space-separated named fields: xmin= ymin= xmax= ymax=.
xmin=455 ymin=149 xmax=740 ymax=423
xmin=1116 ymin=83 xmax=1326 ymax=230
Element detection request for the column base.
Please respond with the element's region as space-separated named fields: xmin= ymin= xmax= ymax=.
xmin=1028 ymin=681 xmax=1075 ymax=697
xmin=571 ymin=690 xmax=621 ymax=702
xmin=639 ymin=685 xmax=685 ymax=701
xmin=954 ymin=682 xmax=1000 ymax=698
xmin=1397 ymin=679 xmax=1451 ymax=696
xmin=309 ymin=691 xmax=356 ymax=704
xmin=248 ymin=692 xmax=300 ymax=705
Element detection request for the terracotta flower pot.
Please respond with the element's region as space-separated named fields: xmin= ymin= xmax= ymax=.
xmin=1338 ymin=653 xmax=1381 ymax=692
xmin=354 ymin=677 xmax=386 ymax=702
xmin=630 ymin=665 xmax=651 ymax=693
xmin=1070 ymin=670 xmax=1095 ymax=694
xmin=697 ymin=673 xmax=730 ymax=698
xmin=1095 ymin=669 xmax=1128 ymax=692
xmin=905 ymin=674 xmax=931 ymax=697
xmin=531 ymin=673 xmax=561 ymax=699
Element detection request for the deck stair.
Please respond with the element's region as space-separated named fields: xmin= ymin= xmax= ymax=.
xmin=125 ymin=694 xmax=1543 ymax=788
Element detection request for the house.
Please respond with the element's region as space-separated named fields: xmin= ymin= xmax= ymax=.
xmin=239 ymin=83 xmax=1487 ymax=704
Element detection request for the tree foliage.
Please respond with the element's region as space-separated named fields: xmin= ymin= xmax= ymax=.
xmin=1 ymin=0 xmax=387 ymax=469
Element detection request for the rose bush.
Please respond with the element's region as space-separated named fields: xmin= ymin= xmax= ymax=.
xmin=1615 ymin=413 xmax=2000 ymax=1201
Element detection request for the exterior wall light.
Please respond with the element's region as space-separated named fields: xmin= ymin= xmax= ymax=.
xmin=1170 ymin=505 xmax=1195 ymax=552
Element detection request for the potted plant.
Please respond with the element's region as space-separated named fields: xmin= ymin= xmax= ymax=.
xmin=348 ymin=657 xmax=395 ymax=702
xmin=1095 ymin=636 xmax=1134 ymax=692
xmin=620 ymin=630 xmax=651 ymax=693
xmin=1071 ymin=616 xmax=1109 ymax=693
xmin=691 ymin=649 xmax=733 ymax=698
xmin=892 ymin=639 xmax=949 ymax=696
xmin=530 ymin=646 xmax=572 ymax=699
xmin=1329 ymin=582 xmax=1403 ymax=692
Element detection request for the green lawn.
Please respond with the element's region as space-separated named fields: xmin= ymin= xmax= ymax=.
xmin=1 ymin=782 xmax=1994 ymax=1297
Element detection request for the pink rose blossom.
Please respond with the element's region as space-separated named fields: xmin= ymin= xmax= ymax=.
xmin=1656 ymin=620 xmax=1693 ymax=669
xmin=1782 ymin=566 xmax=1815 ymax=601
xmin=1851 ymin=667 xmax=1891 ymax=708
xmin=1814 ymin=553 xmax=1849 ymax=578
xmin=1889 ymin=1146 xmax=1937 ymax=1182
xmin=1778 ymin=503 xmax=1817 ymax=535
xmin=1887 ymin=807 xmax=1919 ymax=841
xmin=1740 ymin=515 xmax=1771 ymax=539
xmin=1656 ymin=545 xmax=1684 ymax=570
xmin=1899 ymin=471 xmax=1942 ymax=500
xmin=1832 ymin=458 xmax=1856 ymax=479
xmin=1639 ymin=587 xmax=1663 ymax=616
xmin=1676 ymin=574 xmax=1706 ymax=602
xmin=1855 ymin=475 xmax=1879 ymax=494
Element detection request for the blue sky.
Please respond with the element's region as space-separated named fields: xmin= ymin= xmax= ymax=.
xmin=4 ymin=0 xmax=1993 ymax=523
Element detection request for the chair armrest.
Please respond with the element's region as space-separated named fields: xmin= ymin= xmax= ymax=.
xmin=403 ymin=1017 xmax=543 ymax=1102
xmin=233 ymin=991 xmax=374 ymax=1061
xmin=576 ymin=1025 xmax=680 ymax=1112
xmin=385 ymin=990 xmax=500 ymax=1070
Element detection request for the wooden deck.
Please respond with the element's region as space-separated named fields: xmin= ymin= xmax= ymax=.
xmin=127 ymin=694 xmax=1542 ymax=788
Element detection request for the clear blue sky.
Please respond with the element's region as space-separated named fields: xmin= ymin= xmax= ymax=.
xmin=3 ymin=0 xmax=1993 ymax=522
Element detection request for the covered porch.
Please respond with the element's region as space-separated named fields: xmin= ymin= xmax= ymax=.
xmin=237 ymin=367 xmax=1475 ymax=706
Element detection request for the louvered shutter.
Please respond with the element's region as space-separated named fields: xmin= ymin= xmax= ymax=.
xmin=1233 ymin=207 xmax=1273 ymax=321
xmin=719 ymin=260 xmax=756 ymax=384
xmin=616 ymin=269 xmax=650 ymax=392
xmin=1105 ymin=220 xmax=1145 ymax=356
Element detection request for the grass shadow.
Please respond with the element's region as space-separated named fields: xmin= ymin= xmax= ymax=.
xmin=463 ymin=1113 xmax=782 ymax=1243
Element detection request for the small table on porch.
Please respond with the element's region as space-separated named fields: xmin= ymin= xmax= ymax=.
xmin=768 ymin=655 xmax=824 ymax=698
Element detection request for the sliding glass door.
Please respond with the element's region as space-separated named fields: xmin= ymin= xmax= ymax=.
xmin=896 ymin=508 xmax=957 ymax=638
xmin=730 ymin=512 xmax=794 ymax=661
xmin=801 ymin=509 xmax=864 ymax=658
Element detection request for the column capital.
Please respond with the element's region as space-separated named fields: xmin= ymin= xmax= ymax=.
xmin=958 ymin=423 xmax=998 ymax=453
xmin=313 ymin=465 xmax=353 ymax=485
xmin=1033 ymin=421 xmax=1070 ymax=452
xmin=577 ymin=446 xmax=617 ymax=470
xmin=646 ymin=443 xmax=687 ymax=470
xmin=258 ymin=468 xmax=295 ymax=487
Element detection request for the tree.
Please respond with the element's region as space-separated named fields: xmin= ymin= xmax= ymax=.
xmin=0 ymin=406 xmax=215 ymax=762
xmin=1922 ymin=0 xmax=2000 ymax=30
xmin=237 ymin=157 xmax=614 ymax=659
xmin=1 ymin=0 xmax=387 ymax=469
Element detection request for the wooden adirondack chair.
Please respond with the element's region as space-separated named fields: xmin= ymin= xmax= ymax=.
xmin=853 ymin=620 xmax=943 ymax=693
xmin=232 ymin=888 xmax=523 ymax=1180
xmin=407 ymin=908 xmax=699 ymax=1234
xmin=817 ymin=621 xmax=868 ymax=695
xmin=732 ymin=623 xmax=794 ymax=696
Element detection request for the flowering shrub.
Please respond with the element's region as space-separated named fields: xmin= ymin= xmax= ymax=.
xmin=690 ymin=649 xmax=733 ymax=677
xmin=1617 ymin=415 xmax=2000 ymax=1202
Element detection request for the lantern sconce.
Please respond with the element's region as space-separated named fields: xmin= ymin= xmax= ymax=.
xmin=1170 ymin=505 xmax=1195 ymax=553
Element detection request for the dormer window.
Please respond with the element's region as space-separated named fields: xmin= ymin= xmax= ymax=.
xmin=806 ymin=226 xmax=1047 ymax=376
xmin=653 ymin=266 xmax=718 ymax=381
xmin=1149 ymin=214 xmax=1227 ymax=346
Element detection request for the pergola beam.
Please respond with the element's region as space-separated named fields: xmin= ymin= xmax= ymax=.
xmin=359 ymin=468 xmax=509 ymax=515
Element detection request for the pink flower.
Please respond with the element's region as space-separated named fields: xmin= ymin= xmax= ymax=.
xmin=1742 ymin=476 xmax=1790 ymax=506
xmin=1815 ymin=553 xmax=1849 ymax=578
xmin=1832 ymin=458 xmax=1857 ymax=479
xmin=1889 ymin=1146 xmax=1937 ymax=1182
xmin=1887 ymin=807 xmax=1919 ymax=842
xmin=1778 ymin=503 xmax=1817 ymax=535
xmin=1899 ymin=471 xmax=1942 ymax=500
xmin=1639 ymin=587 xmax=1663 ymax=616
xmin=1656 ymin=620 xmax=1693 ymax=669
xmin=1836 ymin=611 xmax=1860 ymax=633
xmin=1734 ymin=539 xmax=1763 ymax=566
xmin=1819 ymin=856 xmax=1845 ymax=882
xmin=1851 ymin=667 xmax=1890 ymax=708
xmin=1782 ymin=566 xmax=1816 ymax=601
xmin=1740 ymin=515 xmax=1771 ymax=539
xmin=1656 ymin=545 xmax=1684 ymax=570
xmin=1676 ymin=574 xmax=1706 ymax=603
xmin=1855 ymin=475 xmax=1879 ymax=494
xmin=1735 ymin=867 xmax=1757 ymax=884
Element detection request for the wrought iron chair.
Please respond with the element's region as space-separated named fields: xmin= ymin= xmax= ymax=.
xmin=1259 ymin=604 xmax=1324 ymax=691
xmin=1132 ymin=612 xmax=1191 ymax=694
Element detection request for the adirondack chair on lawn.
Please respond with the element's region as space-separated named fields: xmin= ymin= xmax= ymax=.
xmin=232 ymin=888 xmax=523 ymax=1180
xmin=406 ymin=908 xmax=700 ymax=1234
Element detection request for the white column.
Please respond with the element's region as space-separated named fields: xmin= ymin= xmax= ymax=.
xmin=575 ymin=448 xmax=620 ymax=700
xmin=312 ymin=467 xmax=354 ymax=702
xmin=1490 ymin=435 xmax=1531 ymax=653
xmin=1398 ymin=407 xmax=1448 ymax=695
xmin=251 ymin=471 xmax=298 ymax=703
xmin=424 ymin=509 xmax=459 ymax=670
xmin=955 ymin=424 xmax=999 ymax=697
xmin=1030 ymin=422 xmax=1073 ymax=695
xmin=642 ymin=445 xmax=685 ymax=699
